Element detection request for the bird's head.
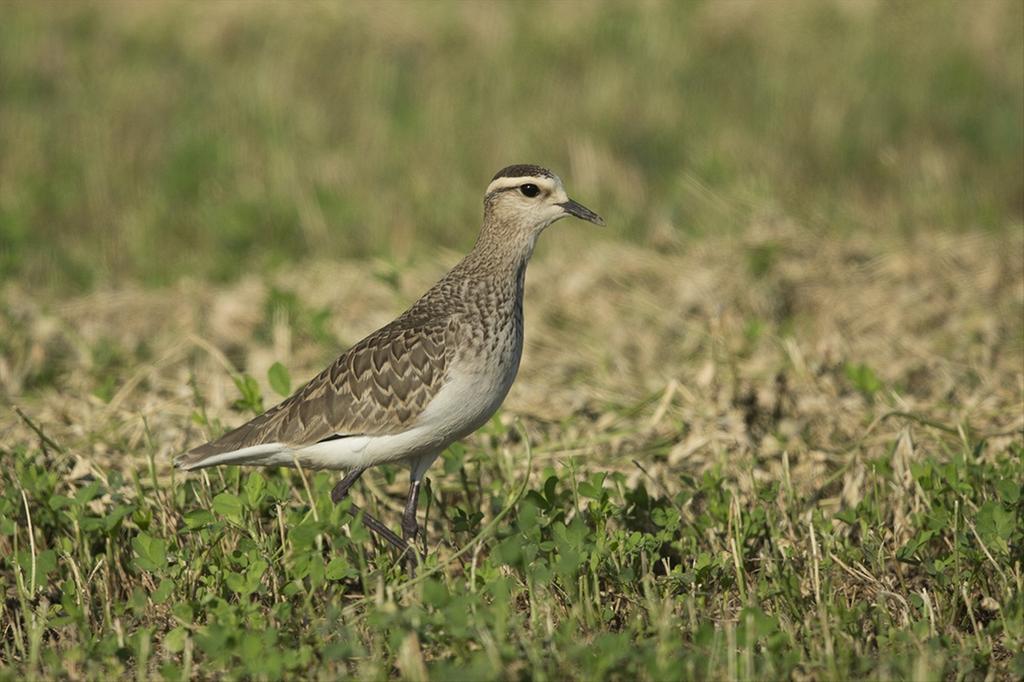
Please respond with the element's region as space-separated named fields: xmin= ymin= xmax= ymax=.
xmin=482 ymin=165 xmax=604 ymax=239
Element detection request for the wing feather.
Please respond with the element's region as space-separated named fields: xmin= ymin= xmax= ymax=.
xmin=175 ymin=312 xmax=453 ymax=469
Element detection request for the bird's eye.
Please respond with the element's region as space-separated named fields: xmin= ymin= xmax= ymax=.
xmin=519 ymin=184 xmax=540 ymax=198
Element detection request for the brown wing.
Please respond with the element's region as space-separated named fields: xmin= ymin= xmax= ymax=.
xmin=176 ymin=313 xmax=451 ymax=467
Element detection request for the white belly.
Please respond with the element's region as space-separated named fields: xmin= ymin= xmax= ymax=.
xmin=279 ymin=345 xmax=521 ymax=471
xmin=416 ymin=356 xmax=519 ymax=443
xmin=192 ymin=317 xmax=524 ymax=473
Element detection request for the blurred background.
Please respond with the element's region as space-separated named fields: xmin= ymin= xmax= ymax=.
xmin=2 ymin=4 xmax=1022 ymax=677
xmin=1 ymin=0 xmax=1021 ymax=290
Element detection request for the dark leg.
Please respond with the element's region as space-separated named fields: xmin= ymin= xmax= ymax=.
xmin=331 ymin=466 xmax=368 ymax=503
xmin=402 ymin=454 xmax=438 ymax=571
xmin=401 ymin=480 xmax=421 ymax=545
xmin=348 ymin=503 xmax=406 ymax=551
xmin=331 ymin=466 xmax=406 ymax=552
xmin=400 ymin=479 xmax=423 ymax=570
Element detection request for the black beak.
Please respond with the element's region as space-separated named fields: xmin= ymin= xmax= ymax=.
xmin=559 ymin=198 xmax=605 ymax=226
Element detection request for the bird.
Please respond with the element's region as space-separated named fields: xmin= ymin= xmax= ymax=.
xmin=174 ymin=164 xmax=603 ymax=561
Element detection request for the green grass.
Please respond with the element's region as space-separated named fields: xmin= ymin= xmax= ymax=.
xmin=2 ymin=1 xmax=1023 ymax=679
xmin=3 ymin=393 xmax=1021 ymax=679
xmin=0 ymin=1 xmax=1021 ymax=289
xmin=2 ymin=226 xmax=1022 ymax=679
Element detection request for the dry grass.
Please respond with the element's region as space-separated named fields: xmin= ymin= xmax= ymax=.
xmin=3 ymin=223 xmax=1023 ymax=680
xmin=1 ymin=0 xmax=1022 ymax=677
xmin=5 ymin=224 xmax=1021 ymax=489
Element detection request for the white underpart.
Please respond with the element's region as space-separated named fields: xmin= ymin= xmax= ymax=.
xmin=180 ymin=350 xmax=519 ymax=476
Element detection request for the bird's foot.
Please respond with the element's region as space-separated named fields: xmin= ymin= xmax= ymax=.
xmin=332 ymin=468 xmax=425 ymax=575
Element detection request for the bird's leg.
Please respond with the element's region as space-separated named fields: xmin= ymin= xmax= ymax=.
xmin=400 ymin=479 xmax=423 ymax=570
xmin=347 ymin=503 xmax=406 ymax=551
xmin=330 ymin=465 xmax=368 ymax=503
xmin=331 ymin=466 xmax=406 ymax=552
xmin=401 ymin=480 xmax=421 ymax=544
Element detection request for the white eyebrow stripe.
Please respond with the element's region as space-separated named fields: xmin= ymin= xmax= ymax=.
xmin=485 ymin=176 xmax=558 ymax=195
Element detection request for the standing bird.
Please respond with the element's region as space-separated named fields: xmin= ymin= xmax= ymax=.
xmin=175 ymin=165 xmax=603 ymax=559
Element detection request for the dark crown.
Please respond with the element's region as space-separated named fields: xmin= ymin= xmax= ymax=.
xmin=491 ymin=164 xmax=555 ymax=181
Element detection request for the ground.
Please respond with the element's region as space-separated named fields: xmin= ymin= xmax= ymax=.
xmin=1 ymin=2 xmax=1022 ymax=680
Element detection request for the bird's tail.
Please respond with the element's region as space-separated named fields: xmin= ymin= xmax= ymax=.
xmin=173 ymin=442 xmax=286 ymax=471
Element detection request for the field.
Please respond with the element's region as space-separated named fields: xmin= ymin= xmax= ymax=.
xmin=2 ymin=1 xmax=1023 ymax=680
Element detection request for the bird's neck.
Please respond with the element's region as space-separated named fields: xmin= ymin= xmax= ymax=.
xmin=459 ymin=221 xmax=538 ymax=283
